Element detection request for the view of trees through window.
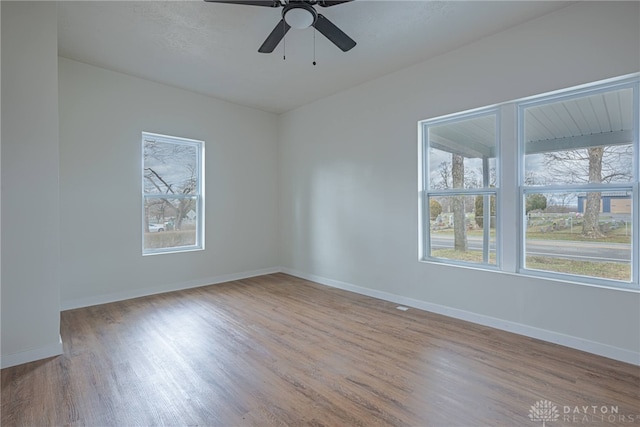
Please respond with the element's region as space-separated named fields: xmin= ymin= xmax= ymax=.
xmin=142 ymin=133 xmax=203 ymax=254
xmin=521 ymin=85 xmax=634 ymax=282
xmin=425 ymin=112 xmax=498 ymax=266
xmin=421 ymin=77 xmax=638 ymax=288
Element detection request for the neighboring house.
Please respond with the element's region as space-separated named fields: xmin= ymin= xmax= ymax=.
xmin=577 ymin=193 xmax=631 ymax=214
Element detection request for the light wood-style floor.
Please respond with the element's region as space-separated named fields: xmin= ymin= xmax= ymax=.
xmin=2 ymin=273 xmax=639 ymax=426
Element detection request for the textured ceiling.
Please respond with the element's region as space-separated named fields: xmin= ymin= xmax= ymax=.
xmin=57 ymin=1 xmax=573 ymax=113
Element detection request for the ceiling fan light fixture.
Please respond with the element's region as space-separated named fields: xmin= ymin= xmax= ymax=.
xmin=203 ymin=0 xmax=356 ymax=53
xmin=284 ymin=5 xmax=316 ymax=29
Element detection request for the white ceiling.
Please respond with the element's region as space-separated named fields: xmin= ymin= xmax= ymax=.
xmin=57 ymin=1 xmax=574 ymax=114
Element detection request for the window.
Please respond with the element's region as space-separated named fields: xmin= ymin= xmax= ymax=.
xmin=419 ymin=75 xmax=639 ymax=290
xmin=520 ymin=82 xmax=636 ymax=285
xmin=420 ymin=110 xmax=499 ymax=267
xmin=142 ymin=132 xmax=204 ymax=255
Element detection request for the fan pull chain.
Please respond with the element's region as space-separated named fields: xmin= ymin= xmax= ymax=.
xmin=313 ymin=27 xmax=316 ymax=66
xmin=283 ymin=20 xmax=286 ymax=60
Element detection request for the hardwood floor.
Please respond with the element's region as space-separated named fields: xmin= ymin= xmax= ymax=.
xmin=2 ymin=273 xmax=639 ymax=426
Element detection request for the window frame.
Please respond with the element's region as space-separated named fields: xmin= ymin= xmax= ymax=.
xmin=418 ymin=74 xmax=640 ymax=291
xmin=517 ymin=79 xmax=639 ymax=289
xmin=141 ymin=132 xmax=205 ymax=256
xmin=419 ymin=108 xmax=501 ymax=269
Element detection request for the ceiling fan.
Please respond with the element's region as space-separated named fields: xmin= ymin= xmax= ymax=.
xmin=204 ymin=0 xmax=356 ymax=54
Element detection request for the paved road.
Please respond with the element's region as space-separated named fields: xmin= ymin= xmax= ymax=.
xmin=430 ymin=236 xmax=630 ymax=263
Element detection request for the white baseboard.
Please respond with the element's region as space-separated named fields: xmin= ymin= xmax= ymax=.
xmin=1 ymin=335 xmax=63 ymax=369
xmin=61 ymin=267 xmax=281 ymax=311
xmin=281 ymin=268 xmax=640 ymax=366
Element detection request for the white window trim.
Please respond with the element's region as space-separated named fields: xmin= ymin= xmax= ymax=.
xmin=418 ymin=73 xmax=640 ymax=292
xmin=419 ymin=108 xmax=500 ymax=269
xmin=142 ymin=132 xmax=205 ymax=256
xmin=516 ymin=78 xmax=639 ymax=289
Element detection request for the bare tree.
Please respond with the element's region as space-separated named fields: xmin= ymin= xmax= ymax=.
xmin=544 ymin=145 xmax=631 ymax=185
xmin=583 ymin=147 xmax=604 ymax=238
xmin=435 ymin=161 xmax=452 ymax=190
xmin=431 ymin=161 xmax=452 ymax=214
xmin=550 ymin=192 xmax=572 ymax=212
xmin=143 ymin=141 xmax=197 ymax=231
xmin=544 ymin=145 xmax=631 ymax=238
xmin=524 ymin=171 xmax=541 ymax=186
xmin=464 ymin=168 xmax=481 ymax=189
xmin=452 ymin=154 xmax=467 ymax=251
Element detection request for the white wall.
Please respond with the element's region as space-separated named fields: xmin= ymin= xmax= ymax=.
xmin=3 ymin=1 xmax=639 ymax=369
xmin=58 ymin=58 xmax=280 ymax=308
xmin=279 ymin=2 xmax=640 ymax=364
xmin=1 ymin=2 xmax=63 ymax=367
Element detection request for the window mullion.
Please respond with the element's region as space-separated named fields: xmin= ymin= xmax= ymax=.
xmin=419 ymin=75 xmax=638 ymax=290
xmin=501 ymin=103 xmax=518 ymax=273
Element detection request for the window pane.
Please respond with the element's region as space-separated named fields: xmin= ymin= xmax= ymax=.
xmin=428 ymin=194 xmax=496 ymax=265
xmin=144 ymin=196 xmax=198 ymax=251
xmin=142 ymin=132 xmax=203 ymax=255
xmin=427 ymin=114 xmax=497 ymax=190
xmin=144 ymin=140 xmax=198 ymax=194
xmin=524 ymin=190 xmax=632 ymax=282
xmin=524 ymin=87 xmax=634 ymax=186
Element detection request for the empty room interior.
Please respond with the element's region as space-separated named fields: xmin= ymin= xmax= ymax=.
xmin=2 ymin=1 xmax=640 ymax=426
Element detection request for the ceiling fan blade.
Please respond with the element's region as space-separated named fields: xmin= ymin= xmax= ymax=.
xmin=317 ymin=0 xmax=353 ymax=7
xmin=203 ymin=0 xmax=279 ymax=7
xmin=312 ymin=14 xmax=356 ymax=52
xmin=258 ymin=19 xmax=291 ymax=53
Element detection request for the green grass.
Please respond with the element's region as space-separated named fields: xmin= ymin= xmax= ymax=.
xmin=144 ymin=230 xmax=196 ymax=249
xmin=526 ymin=256 xmax=630 ymax=281
xmin=432 ymin=229 xmax=495 ymax=238
xmin=524 ymin=232 xmax=630 ymax=244
xmin=430 ymin=250 xmax=630 ymax=281
xmin=431 ymin=249 xmax=496 ymax=264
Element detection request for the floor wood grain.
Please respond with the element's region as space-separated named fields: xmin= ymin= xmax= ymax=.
xmin=2 ymin=273 xmax=639 ymax=426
